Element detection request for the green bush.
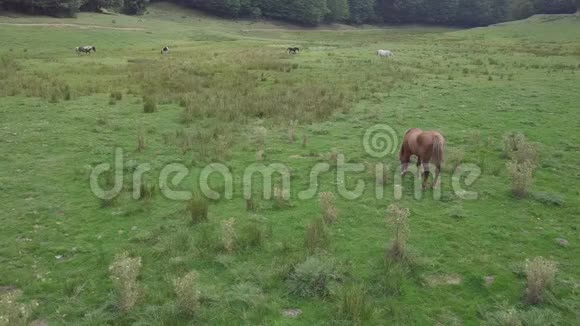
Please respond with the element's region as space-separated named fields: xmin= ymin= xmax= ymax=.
xmin=286 ymin=257 xmax=341 ymax=298
xmin=143 ymin=96 xmax=157 ymax=113
xmin=110 ymin=91 xmax=123 ymax=101
xmin=531 ymin=192 xmax=565 ymax=206
xmin=188 ymin=194 xmax=209 ymax=224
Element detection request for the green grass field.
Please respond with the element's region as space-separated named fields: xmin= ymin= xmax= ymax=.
xmin=0 ymin=3 xmax=579 ymax=325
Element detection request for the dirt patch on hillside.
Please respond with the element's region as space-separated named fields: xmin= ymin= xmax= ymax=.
xmin=424 ymin=274 xmax=463 ymax=287
xmin=0 ymin=22 xmax=144 ymax=31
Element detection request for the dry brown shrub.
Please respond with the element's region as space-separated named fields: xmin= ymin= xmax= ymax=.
xmin=523 ymin=257 xmax=557 ymax=305
xmin=0 ymin=289 xmax=37 ymax=326
xmin=318 ymin=192 xmax=337 ymax=224
xmin=221 ymin=218 xmax=237 ymax=253
xmin=506 ymin=160 xmax=534 ymax=198
xmin=503 ymin=133 xmax=539 ymax=166
xmin=109 ymin=252 xmax=142 ymax=313
xmin=174 ymin=271 xmax=201 ymax=316
xmin=305 ymin=217 xmax=329 ymax=254
xmin=385 ymin=203 xmax=410 ymax=262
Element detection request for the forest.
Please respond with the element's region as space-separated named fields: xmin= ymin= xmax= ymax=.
xmin=0 ymin=0 xmax=579 ymax=26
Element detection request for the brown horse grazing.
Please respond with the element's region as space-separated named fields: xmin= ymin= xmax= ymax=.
xmin=399 ymin=128 xmax=445 ymax=189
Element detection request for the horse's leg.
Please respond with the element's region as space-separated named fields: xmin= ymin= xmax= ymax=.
xmin=422 ymin=161 xmax=431 ymax=190
xmin=431 ymin=163 xmax=441 ymax=188
xmin=400 ymin=154 xmax=411 ymax=177
xmin=416 ymin=157 xmax=422 ymax=179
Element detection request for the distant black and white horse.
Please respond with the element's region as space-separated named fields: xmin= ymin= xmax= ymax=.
xmin=377 ymin=49 xmax=393 ymax=57
xmin=287 ymin=47 xmax=300 ymax=54
xmin=76 ymin=46 xmax=96 ymax=55
xmin=161 ymin=46 xmax=169 ymax=55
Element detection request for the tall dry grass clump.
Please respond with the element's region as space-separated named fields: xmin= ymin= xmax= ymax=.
xmin=328 ymin=149 xmax=340 ymax=168
xmin=109 ymin=252 xmax=142 ymax=313
xmin=110 ymin=91 xmax=122 ymax=105
xmin=188 ymin=194 xmax=209 ymax=224
xmin=181 ymin=100 xmax=201 ymax=124
xmin=385 ymin=204 xmax=410 ymax=263
xmin=273 ymin=186 xmax=291 ymax=209
xmin=0 ymin=289 xmax=37 ymax=326
xmin=239 ymin=217 xmax=269 ymax=249
xmin=220 ymin=218 xmax=237 ymax=253
xmin=503 ymin=133 xmax=539 ymax=166
xmin=246 ymin=197 xmax=257 ymax=212
xmin=255 ymin=150 xmax=265 ymax=161
xmin=137 ymin=128 xmax=146 ymax=152
xmin=305 ymin=217 xmax=329 ymax=255
xmin=503 ymin=133 xmax=539 ymax=198
xmin=506 ymin=161 xmax=534 ymax=198
xmin=319 ymin=192 xmax=337 ymax=224
xmin=523 ymin=257 xmax=557 ymax=305
xmin=337 ymin=284 xmax=371 ymax=323
xmin=252 ymin=126 xmax=268 ymax=150
xmin=174 ymin=271 xmax=201 ymax=316
xmin=288 ymin=120 xmax=298 ymax=143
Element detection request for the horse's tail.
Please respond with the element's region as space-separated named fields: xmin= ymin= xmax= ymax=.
xmin=432 ymin=134 xmax=444 ymax=166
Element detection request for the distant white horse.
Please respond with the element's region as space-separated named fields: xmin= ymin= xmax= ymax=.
xmin=161 ymin=46 xmax=169 ymax=55
xmin=76 ymin=46 xmax=96 ymax=55
xmin=377 ymin=49 xmax=393 ymax=57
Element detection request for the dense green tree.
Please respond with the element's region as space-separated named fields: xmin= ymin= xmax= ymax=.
xmin=1 ymin=0 xmax=577 ymax=24
xmin=327 ymin=0 xmax=350 ymax=21
xmin=81 ymin=0 xmax=123 ymax=12
xmin=123 ymin=0 xmax=148 ymax=14
xmin=348 ymin=0 xmax=375 ymax=23
xmin=2 ymin=0 xmax=81 ymax=16
xmin=394 ymin=0 xmax=424 ymax=22
xmin=455 ymin=0 xmax=503 ymax=26
xmin=510 ymin=0 xmax=535 ymax=19
xmin=257 ymin=0 xmax=328 ymax=25
xmin=533 ymin=0 xmax=576 ymax=14
xmin=424 ymin=0 xmax=459 ymax=24
xmin=184 ymin=0 xmax=241 ymax=17
xmin=240 ymin=0 xmax=262 ymax=17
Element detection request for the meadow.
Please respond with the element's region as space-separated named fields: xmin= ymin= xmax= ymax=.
xmin=0 ymin=3 xmax=579 ymax=325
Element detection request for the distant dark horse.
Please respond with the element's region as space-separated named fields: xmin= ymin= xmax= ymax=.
xmin=287 ymin=47 xmax=300 ymax=54
xmin=400 ymin=128 xmax=445 ymax=189
xmin=76 ymin=46 xmax=96 ymax=55
xmin=161 ymin=46 xmax=169 ymax=55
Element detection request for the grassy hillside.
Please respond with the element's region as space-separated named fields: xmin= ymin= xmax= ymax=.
xmin=0 ymin=4 xmax=579 ymax=325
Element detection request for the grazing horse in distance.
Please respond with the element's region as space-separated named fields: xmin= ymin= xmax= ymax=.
xmin=377 ymin=49 xmax=393 ymax=57
xmin=161 ymin=46 xmax=169 ymax=55
xmin=76 ymin=46 xmax=96 ymax=55
xmin=287 ymin=47 xmax=300 ymax=54
xmin=400 ymin=128 xmax=445 ymax=189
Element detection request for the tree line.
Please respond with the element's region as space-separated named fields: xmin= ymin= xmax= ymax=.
xmin=0 ymin=0 xmax=149 ymax=17
xmin=1 ymin=0 xmax=578 ymax=26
